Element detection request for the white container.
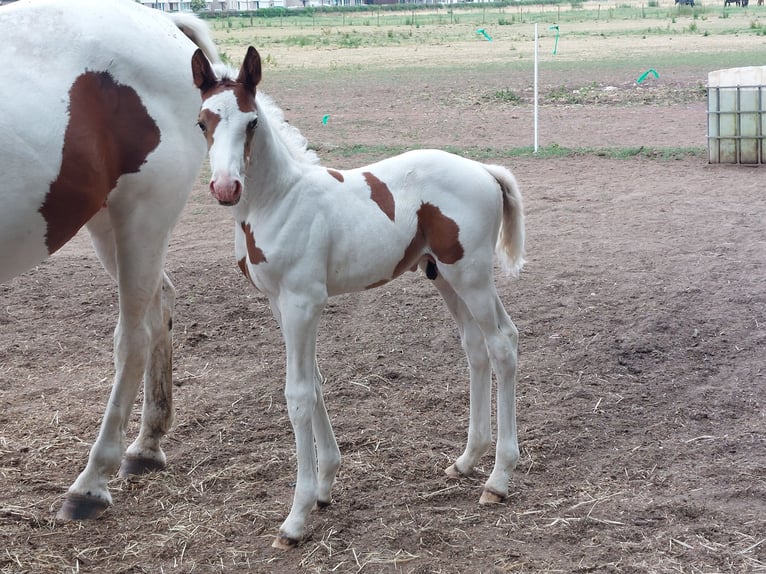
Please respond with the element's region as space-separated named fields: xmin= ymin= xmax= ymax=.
xmin=707 ymin=66 xmax=766 ymax=165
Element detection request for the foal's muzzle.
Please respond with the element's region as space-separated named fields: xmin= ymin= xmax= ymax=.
xmin=209 ymin=175 xmax=242 ymax=206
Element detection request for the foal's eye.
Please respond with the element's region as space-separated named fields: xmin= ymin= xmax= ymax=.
xmin=197 ymin=121 xmax=207 ymax=133
xmin=247 ymin=118 xmax=258 ymax=130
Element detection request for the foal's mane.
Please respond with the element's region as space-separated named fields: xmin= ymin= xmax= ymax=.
xmin=257 ymin=91 xmax=320 ymax=165
xmin=215 ymin=64 xmax=320 ymax=166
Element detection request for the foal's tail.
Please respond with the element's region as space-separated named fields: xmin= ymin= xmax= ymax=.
xmin=169 ymin=13 xmax=221 ymax=65
xmin=484 ymin=164 xmax=526 ymax=278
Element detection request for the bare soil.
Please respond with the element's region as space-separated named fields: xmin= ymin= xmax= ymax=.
xmin=1 ymin=36 xmax=765 ymax=574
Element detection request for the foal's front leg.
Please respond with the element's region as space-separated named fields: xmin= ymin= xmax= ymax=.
xmin=312 ymin=364 xmax=341 ymax=508
xmin=268 ymin=302 xmax=341 ymax=512
xmin=273 ymin=291 xmax=327 ymax=549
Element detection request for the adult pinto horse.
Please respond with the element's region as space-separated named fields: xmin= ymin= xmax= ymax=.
xmin=192 ymin=47 xmax=526 ymax=548
xmin=0 ymin=0 xmax=219 ymax=520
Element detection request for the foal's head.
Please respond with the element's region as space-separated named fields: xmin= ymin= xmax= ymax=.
xmin=191 ymin=46 xmax=262 ymax=206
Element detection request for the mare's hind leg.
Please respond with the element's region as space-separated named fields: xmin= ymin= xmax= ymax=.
xmin=119 ymin=273 xmax=175 ymax=476
xmin=440 ymin=268 xmax=520 ymax=504
xmin=83 ymin=211 xmax=176 ymax=477
xmin=58 ymin=202 xmax=177 ymax=520
xmin=431 ymin=275 xmax=493 ymax=478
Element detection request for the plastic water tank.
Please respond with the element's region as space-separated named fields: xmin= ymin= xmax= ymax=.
xmin=707 ymin=66 xmax=765 ymax=165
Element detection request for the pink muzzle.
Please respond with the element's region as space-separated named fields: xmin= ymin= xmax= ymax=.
xmin=209 ymin=174 xmax=242 ymax=206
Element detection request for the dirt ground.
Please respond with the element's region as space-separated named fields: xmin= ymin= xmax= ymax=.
xmin=1 ymin=31 xmax=765 ymax=574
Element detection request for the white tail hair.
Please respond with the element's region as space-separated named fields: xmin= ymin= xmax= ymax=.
xmin=169 ymin=12 xmax=221 ymax=65
xmin=484 ymin=164 xmax=525 ymax=278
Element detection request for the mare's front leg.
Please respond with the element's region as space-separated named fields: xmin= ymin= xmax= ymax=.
xmin=57 ymin=203 xmax=177 ymax=520
xmin=272 ymin=290 xmax=327 ymax=549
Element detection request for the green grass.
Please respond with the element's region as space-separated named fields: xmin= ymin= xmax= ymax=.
xmin=317 ymin=143 xmax=707 ymax=162
xmin=207 ymin=2 xmax=766 ymax=36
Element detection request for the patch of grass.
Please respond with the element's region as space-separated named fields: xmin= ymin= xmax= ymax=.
xmin=484 ymin=88 xmax=524 ymax=104
xmin=317 ymin=143 xmax=707 ymax=162
xmin=283 ymin=34 xmax=316 ymax=47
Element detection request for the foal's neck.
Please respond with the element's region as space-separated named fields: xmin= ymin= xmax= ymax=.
xmin=245 ymin=110 xmax=305 ymax=208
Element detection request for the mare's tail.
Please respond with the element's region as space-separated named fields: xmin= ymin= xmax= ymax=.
xmin=483 ymin=164 xmax=525 ymax=278
xmin=169 ymin=12 xmax=221 ymax=65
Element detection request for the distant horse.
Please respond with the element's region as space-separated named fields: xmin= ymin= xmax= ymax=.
xmin=0 ymin=0 xmax=219 ymax=520
xmin=192 ymin=46 xmax=526 ymax=548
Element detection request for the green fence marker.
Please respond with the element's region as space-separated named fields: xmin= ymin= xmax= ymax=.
xmin=548 ymin=25 xmax=559 ymax=55
xmin=637 ymin=68 xmax=659 ymax=84
xmin=322 ymin=114 xmax=330 ymax=125
xmin=476 ymin=28 xmax=492 ymax=41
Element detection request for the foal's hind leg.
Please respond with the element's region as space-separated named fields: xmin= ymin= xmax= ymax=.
xmin=442 ymin=270 xmax=520 ymax=504
xmin=431 ymin=276 xmax=493 ymax=478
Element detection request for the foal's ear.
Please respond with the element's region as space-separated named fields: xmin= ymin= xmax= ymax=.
xmin=237 ymin=46 xmax=262 ymax=94
xmin=191 ymin=48 xmax=218 ymax=94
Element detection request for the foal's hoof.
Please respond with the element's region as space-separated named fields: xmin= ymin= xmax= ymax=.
xmin=118 ymin=456 xmax=165 ymax=478
xmin=315 ymin=499 xmax=332 ymax=510
xmin=272 ymin=532 xmax=300 ymax=550
xmin=479 ymin=487 xmax=506 ymax=505
xmin=56 ymin=493 xmax=110 ymax=521
xmin=445 ymin=463 xmax=470 ymax=479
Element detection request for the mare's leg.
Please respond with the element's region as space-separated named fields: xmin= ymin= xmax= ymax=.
xmin=269 ymin=301 xmax=341 ymax=511
xmin=84 ymin=211 xmax=177 ymax=476
xmin=271 ymin=291 xmax=327 ymax=549
xmin=57 ymin=197 xmax=179 ymax=519
xmin=119 ymin=272 xmax=176 ymax=476
xmin=445 ymin=269 xmax=520 ymax=504
xmin=431 ymin=275 xmax=493 ymax=478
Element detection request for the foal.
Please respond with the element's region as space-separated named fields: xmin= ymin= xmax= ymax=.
xmin=192 ymin=47 xmax=526 ymax=548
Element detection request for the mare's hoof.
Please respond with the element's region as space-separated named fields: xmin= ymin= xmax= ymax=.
xmin=315 ymin=499 xmax=332 ymax=510
xmin=56 ymin=493 xmax=110 ymax=521
xmin=479 ymin=487 xmax=506 ymax=505
xmin=118 ymin=456 xmax=165 ymax=478
xmin=444 ymin=463 xmax=469 ymax=480
xmin=272 ymin=532 xmax=300 ymax=550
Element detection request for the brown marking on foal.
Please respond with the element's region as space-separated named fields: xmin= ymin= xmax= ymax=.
xmin=199 ymin=80 xmax=257 ymax=114
xmin=327 ymin=169 xmax=344 ymax=183
xmin=197 ymin=108 xmax=221 ymax=149
xmin=240 ymin=221 xmax=268 ymax=265
xmin=417 ymin=202 xmax=464 ymax=264
xmin=363 ymin=172 xmax=395 ymax=222
xmin=40 ymin=71 xmax=160 ymax=254
xmin=392 ymin=202 xmax=464 ymax=278
xmin=237 ymin=256 xmax=255 ymax=285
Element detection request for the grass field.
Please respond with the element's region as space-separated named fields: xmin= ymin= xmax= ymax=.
xmin=204 ymin=0 xmax=766 ymax=67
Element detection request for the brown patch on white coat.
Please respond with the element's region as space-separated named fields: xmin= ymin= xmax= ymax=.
xmin=41 ymin=71 xmax=160 ymax=253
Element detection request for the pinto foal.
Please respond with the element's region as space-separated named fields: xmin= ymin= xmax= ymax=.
xmin=192 ymin=47 xmax=526 ymax=548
